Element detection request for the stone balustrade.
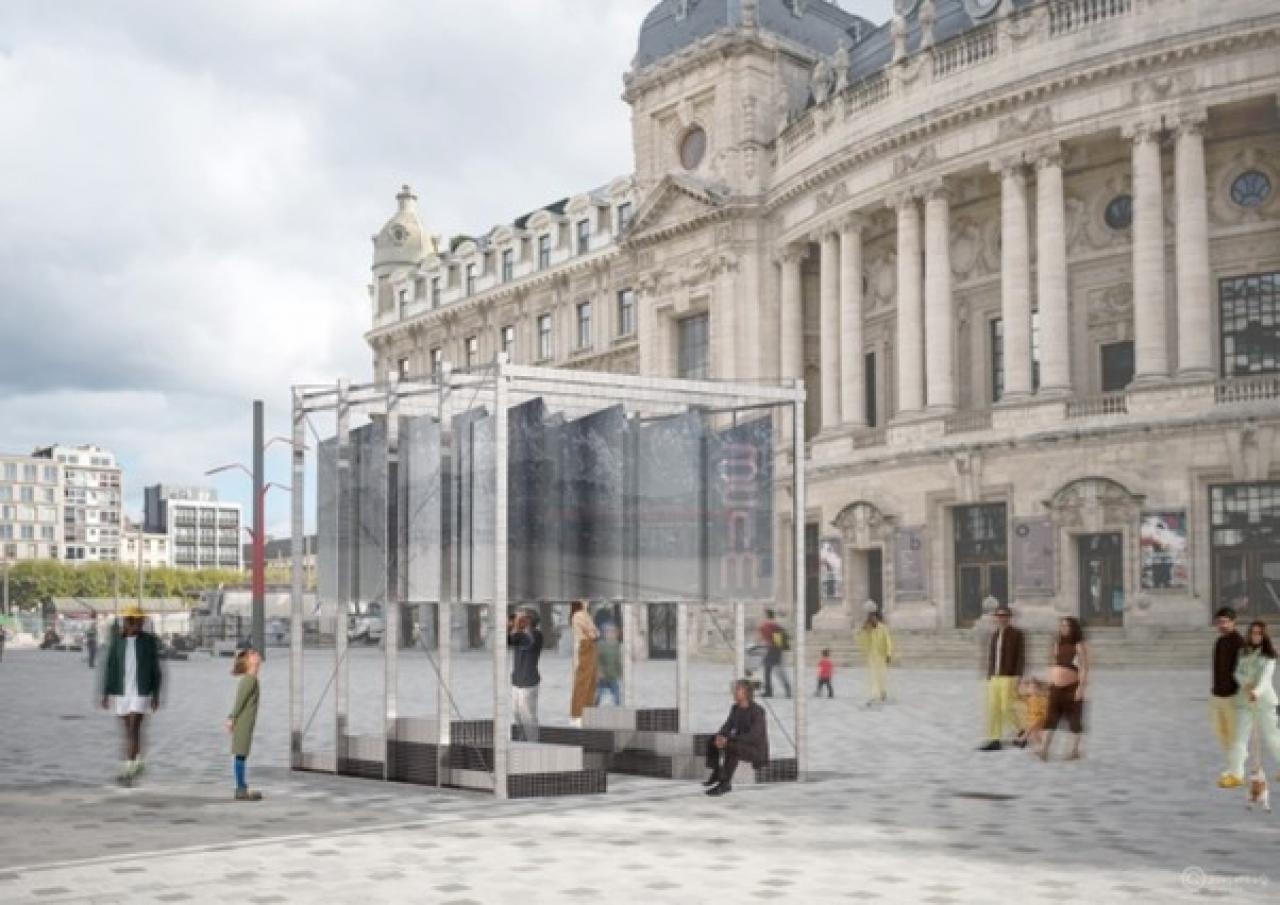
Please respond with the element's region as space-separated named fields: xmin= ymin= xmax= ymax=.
xmin=1065 ymin=392 xmax=1129 ymax=419
xmin=931 ymin=24 xmax=997 ymax=80
xmin=1047 ymin=0 xmax=1134 ymax=38
xmin=1215 ymin=374 xmax=1280 ymax=405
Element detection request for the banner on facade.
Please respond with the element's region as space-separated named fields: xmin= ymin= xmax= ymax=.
xmin=893 ymin=526 xmax=928 ymax=599
xmin=819 ymin=537 xmax=843 ymax=600
xmin=1012 ymin=517 xmax=1057 ymax=594
xmin=1140 ymin=510 xmax=1189 ymax=590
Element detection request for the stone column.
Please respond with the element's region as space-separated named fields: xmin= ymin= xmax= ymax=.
xmin=892 ymin=193 xmax=924 ymax=416
xmin=1174 ymin=112 xmax=1214 ymax=379
xmin=819 ymin=229 xmax=841 ymax=430
xmin=1127 ymin=121 xmax=1170 ymax=382
xmin=996 ymin=160 xmax=1033 ymax=399
xmin=1035 ymin=146 xmax=1072 ymax=395
xmin=839 ymin=216 xmax=866 ymax=426
xmin=923 ymin=180 xmax=955 ymax=411
xmin=778 ymin=245 xmax=805 ymax=380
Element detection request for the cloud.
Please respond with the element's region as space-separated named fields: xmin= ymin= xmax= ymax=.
xmin=0 ymin=0 xmax=892 ymax=535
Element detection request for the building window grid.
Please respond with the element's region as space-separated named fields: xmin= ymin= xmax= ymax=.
xmin=1219 ymin=272 xmax=1280 ymax=378
xmin=577 ymin=219 xmax=591 ymax=255
xmin=990 ymin=313 xmax=1041 ymax=402
xmin=501 ymin=325 xmax=516 ymax=361
xmin=1210 ymin=482 xmax=1280 ymax=548
xmin=617 ymin=202 xmax=633 ymax=233
xmin=616 ymin=288 xmax=635 ymax=337
xmin=538 ymin=235 xmax=551 ymax=270
xmin=677 ymin=314 xmax=710 ymax=380
xmin=465 ymin=263 xmax=476 ymax=297
xmin=465 ymin=336 xmax=479 ymax=370
xmin=537 ymin=314 xmax=553 ymax=361
xmin=576 ymin=301 xmax=593 ymax=350
xmin=502 ymin=249 xmax=514 ymax=282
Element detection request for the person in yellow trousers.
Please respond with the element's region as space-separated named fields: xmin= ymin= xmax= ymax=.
xmin=980 ymin=604 xmax=1025 ymax=750
xmin=856 ymin=602 xmax=893 ymax=708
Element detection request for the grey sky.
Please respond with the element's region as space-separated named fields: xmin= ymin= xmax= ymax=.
xmin=0 ymin=0 xmax=892 ymax=537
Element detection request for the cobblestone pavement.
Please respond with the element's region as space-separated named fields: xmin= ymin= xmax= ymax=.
xmin=1 ymin=646 xmax=1276 ymax=904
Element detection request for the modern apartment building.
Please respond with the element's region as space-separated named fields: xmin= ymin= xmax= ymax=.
xmin=144 ymin=484 xmax=243 ymax=572
xmin=120 ymin=521 xmax=173 ymax=570
xmin=0 ymin=453 xmax=63 ymax=561
xmin=32 ymin=444 xmax=122 ymax=562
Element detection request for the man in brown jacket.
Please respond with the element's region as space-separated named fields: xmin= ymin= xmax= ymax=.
xmin=980 ymin=604 xmax=1024 ymax=751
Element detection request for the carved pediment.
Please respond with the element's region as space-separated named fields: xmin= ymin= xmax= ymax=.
xmin=833 ymin=500 xmax=895 ymax=548
xmin=627 ymin=174 xmax=728 ymax=242
xmin=1045 ymin=477 xmax=1144 ymax=531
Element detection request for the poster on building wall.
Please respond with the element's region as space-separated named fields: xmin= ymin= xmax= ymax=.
xmin=1141 ymin=511 xmax=1189 ymax=589
xmin=819 ymin=537 xmax=843 ymax=600
xmin=894 ymin=527 xmax=928 ymax=599
xmin=1013 ymin=517 xmax=1057 ymax=594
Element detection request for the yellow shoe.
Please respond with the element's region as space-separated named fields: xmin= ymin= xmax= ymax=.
xmin=1217 ymin=774 xmax=1244 ymax=789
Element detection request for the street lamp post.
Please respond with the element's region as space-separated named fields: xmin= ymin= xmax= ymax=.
xmin=207 ymin=411 xmax=303 ymax=655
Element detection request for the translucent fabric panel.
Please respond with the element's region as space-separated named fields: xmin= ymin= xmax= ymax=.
xmin=400 ymin=415 xmax=445 ymax=607
xmin=560 ymin=404 xmax=627 ymax=602
xmin=451 ymin=408 xmax=494 ymax=604
xmin=316 ymin=436 xmax=339 ymax=606
xmin=706 ymin=417 xmax=774 ymax=601
xmin=350 ymin=420 xmax=388 ymax=612
xmin=507 ymin=398 xmax=549 ymax=605
xmin=631 ymin=411 xmax=707 ymax=601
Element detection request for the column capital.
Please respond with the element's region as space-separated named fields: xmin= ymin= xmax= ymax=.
xmin=1121 ymin=120 xmax=1162 ymax=145
xmin=838 ymin=212 xmax=865 ymax=235
xmin=808 ymin=225 xmax=841 ymax=245
xmin=922 ymin=177 xmax=951 ymax=204
xmin=773 ymin=243 xmax=807 ymax=266
xmin=884 ymin=188 xmax=919 ymax=212
xmin=1171 ymin=106 xmax=1208 ymax=138
xmin=989 ymin=155 xmax=1025 ymax=180
xmin=1033 ymin=143 xmax=1064 ymax=171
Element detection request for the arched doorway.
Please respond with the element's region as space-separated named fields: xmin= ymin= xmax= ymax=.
xmin=1046 ymin=477 xmax=1144 ymax=627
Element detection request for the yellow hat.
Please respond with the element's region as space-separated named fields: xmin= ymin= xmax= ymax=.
xmin=121 ymin=604 xmax=145 ymax=619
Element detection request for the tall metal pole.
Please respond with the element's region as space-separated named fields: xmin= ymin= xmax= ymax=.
xmin=252 ymin=400 xmax=266 ymax=654
xmin=136 ymin=524 xmax=144 ymax=610
xmin=492 ymin=355 xmax=511 ymax=800
xmin=2 ymin=552 xmax=9 ymax=617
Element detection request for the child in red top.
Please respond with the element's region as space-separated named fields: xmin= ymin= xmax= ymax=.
xmin=816 ymin=649 xmax=835 ymax=698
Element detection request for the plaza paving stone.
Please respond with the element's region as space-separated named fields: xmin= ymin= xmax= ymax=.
xmin=1 ymin=645 xmax=1276 ymax=903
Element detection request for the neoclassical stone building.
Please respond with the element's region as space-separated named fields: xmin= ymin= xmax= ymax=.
xmin=365 ymin=0 xmax=1280 ymax=638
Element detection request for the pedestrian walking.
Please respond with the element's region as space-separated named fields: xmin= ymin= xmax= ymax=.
xmin=702 ymin=679 xmax=769 ymax=797
xmin=1210 ymin=606 xmax=1245 ymax=783
xmin=1221 ymin=621 xmax=1280 ymax=788
xmin=100 ymin=607 xmax=163 ymax=786
xmin=596 ymin=623 xmax=622 ymax=706
xmin=856 ymin=603 xmax=893 ymax=705
xmin=979 ymin=604 xmax=1024 ymax=751
xmin=1038 ymin=617 xmax=1088 ymax=761
xmin=507 ymin=608 xmax=543 ymax=742
xmin=85 ymin=622 xmax=98 ymax=669
xmin=758 ymin=609 xmax=791 ymax=698
xmin=225 ymin=647 xmax=263 ymax=801
xmin=815 ymin=648 xmax=835 ymax=698
xmin=569 ymin=600 xmax=599 ymax=725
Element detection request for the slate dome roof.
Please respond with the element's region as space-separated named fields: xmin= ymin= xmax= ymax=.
xmin=633 ymin=0 xmax=874 ymax=70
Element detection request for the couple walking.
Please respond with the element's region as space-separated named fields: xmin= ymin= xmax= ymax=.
xmin=1212 ymin=608 xmax=1280 ymax=790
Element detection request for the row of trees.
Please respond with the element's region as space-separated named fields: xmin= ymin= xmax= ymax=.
xmin=0 ymin=560 xmax=246 ymax=610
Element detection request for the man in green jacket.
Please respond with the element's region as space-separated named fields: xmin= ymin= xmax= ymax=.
xmin=100 ymin=605 xmax=163 ymax=786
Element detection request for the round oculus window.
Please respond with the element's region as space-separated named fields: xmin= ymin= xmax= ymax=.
xmin=1104 ymin=194 xmax=1133 ymax=231
xmin=679 ymin=126 xmax=707 ymax=171
xmin=1230 ymin=170 xmax=1272 ymax=208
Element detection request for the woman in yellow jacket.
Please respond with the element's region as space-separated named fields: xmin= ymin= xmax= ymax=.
xmin=856 ymin=603 xmax=893 ymax=706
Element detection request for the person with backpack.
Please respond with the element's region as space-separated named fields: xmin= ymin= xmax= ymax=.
xmin=758 ymin=609 xmax=791 ymax=699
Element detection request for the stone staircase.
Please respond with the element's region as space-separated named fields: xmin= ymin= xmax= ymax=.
xmin=702 ymin=627 xmax=1216 ymax=670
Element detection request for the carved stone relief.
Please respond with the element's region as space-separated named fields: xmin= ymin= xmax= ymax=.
xmin=1046 ymin=477 xmax=1144 ymax=533
xmin=1086 ymin=282 xmax=1133 ymax=327
xmin=834 ymin=500 xmax=895 ymax=549
xmin=950 ymin=216 xmax=982 ymax=279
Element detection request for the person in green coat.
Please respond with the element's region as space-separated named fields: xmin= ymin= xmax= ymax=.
xmin=100 ymin=605 xmax=163 ymax=786
xmin=225 ymin=647 xmax=262 ymax=801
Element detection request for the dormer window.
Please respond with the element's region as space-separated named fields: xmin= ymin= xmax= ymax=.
xmin=538 ymin=235 xmax=551 ymax=270
xmin=465 ymin=263 xmax=476 ymax=296
xmin=502 ymin=249 xmax=514 ymax=282
xmin=430 ymin=277 xmax=441 ymax=308
xmin=679 ymin=125 xmax=707 ymax=170
xmin=577 ymin=219 xmax=591 ymax=255
xmin=617 ymin=202 xmax=634 ymax=233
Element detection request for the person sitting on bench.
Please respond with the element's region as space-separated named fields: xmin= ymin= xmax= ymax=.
xmin=703 ymin=679 xmax=769 ymax=797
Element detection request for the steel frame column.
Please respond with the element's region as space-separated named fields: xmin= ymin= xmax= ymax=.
xmin=383 ymin=380 xmax=401 ymax=781
xmin=622 ymin=601 xmax=636 ymax=707
xmin=492 ymin=357 xmax=511 ymax=800
xmin=334 ymin=380 xmax=351 ymax=770
xmin=676 ymin=602 xmax=690 ymax=734
xmin=733 ymin=601 xmax=746 ymax=681
xmin=289 ymin=390 xmax=305 ymax=769
xmin=436 ymin=365 xmax=452 ymax=788
xmin=792 ymin=386 xmax=807 ymax=779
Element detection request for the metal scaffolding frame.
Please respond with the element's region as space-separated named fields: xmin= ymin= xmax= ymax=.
xmin=289 ymin=358 xmax=808 ymax=799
